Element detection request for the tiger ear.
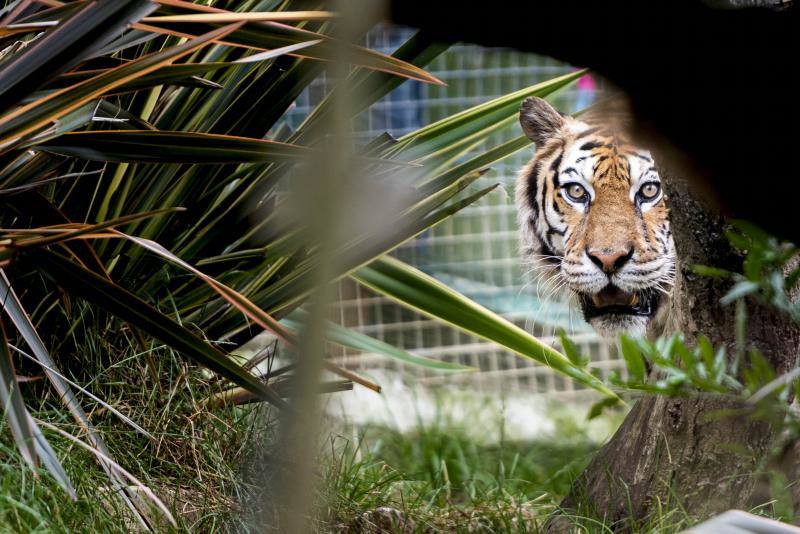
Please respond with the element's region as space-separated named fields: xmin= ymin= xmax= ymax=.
xmin=519 ymin=97 xmax=565 ymax=146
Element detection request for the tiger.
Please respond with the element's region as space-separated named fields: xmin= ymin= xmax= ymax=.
xmin=515 ymin=96 xmax=675 ymax=338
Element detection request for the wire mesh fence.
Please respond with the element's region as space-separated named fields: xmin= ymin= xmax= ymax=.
xmin=285 ymin=27 xmax=624 ymax=397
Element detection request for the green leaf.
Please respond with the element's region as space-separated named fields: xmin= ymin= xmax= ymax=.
xmin=248 ymin=179 xmax=497 ymax=321
xmin=9 ymin=343 xmax=151 ymax=439
xmin=672 ymin=338 xmax=697 ymax=371
xmin=141 ymin=11 xmax=337 ymax=24
xmin=0 ymin=271 xmax=128 ymax=503
xmin=742 ymin=252 xmax=763 ymax=281
xmin=112 ymin=231 xmax=294 ymax=343
xmin=743 ymin=349 xmax=777 ymax=395
xmin=292 ymin=31 xmax=448 ymax=144
xmin=619 ymin=335 xmax=647 ymax=384
xmin=724 ymin=230 xmax=752 ymax=253
xmin=26 ymin=248 xmax=287 ymax=409
xmin=11 ymin=207 xmax=183 ymax=248
xmin=418 ymin=135 xmax=531 ymax=195
xmin=45 ymin=65 xmax=222 ymax=94
xmin=587 ymin=397 xmax=621 ymax=420
xmin=720 ymin=280 xmax=760 ymax=306
xmin=729 ymin=219 xmax=773 ymax=246
xmin=36 ymin=130 xmax=314 ymax=164
xmin=282 ymin=313 xmax=473 ymax=372
xmin=35 ymin=419 xmax=175 ymax=527
xmin=141 ymin=9 xmax=443 ymax=85
xmin=0 ymin=1 xmax=156 ymax=113
xmin=690 ymin=264 xmax=733 ymax=279
xmin=352 ymin=256 xmax=619 ymax=399
xmin=696 ymin=335 xmax=715 ymax=379
xmin=0 ymin=23 xmax=242 ymax=146
xmin=713 ymin=346 xmax=728 ymax=382
xmin=0 ymin=321 xmax=39 ymax=470
xmin=47 ymin=40 xmax=322 ymax=95
xmin=557 ymin=328 xmax=589 ymax=368
xmin=389 ymin=69 xmax=586 ymax=160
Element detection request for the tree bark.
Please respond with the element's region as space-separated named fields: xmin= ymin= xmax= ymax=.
xmin=550 ymin=167 xmax=800 ymax=529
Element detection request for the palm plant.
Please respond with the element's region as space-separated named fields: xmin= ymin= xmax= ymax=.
xmin=0 ymin=0 xmax=612 ymax=526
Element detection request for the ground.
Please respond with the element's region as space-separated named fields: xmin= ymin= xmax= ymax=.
xmin=2 ymin=345 xmax=792 ymax=532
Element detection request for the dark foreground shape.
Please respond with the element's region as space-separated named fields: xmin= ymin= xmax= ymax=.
xmin=549 ymin=168 xmax=800 ymax=529
xmin=389 ymin=0 xmax=800 ymax=246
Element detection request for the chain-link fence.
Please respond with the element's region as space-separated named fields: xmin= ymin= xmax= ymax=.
xmin=286 ymin=27 xmax=624 ymax=397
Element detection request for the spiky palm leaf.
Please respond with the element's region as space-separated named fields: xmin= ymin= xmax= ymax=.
xmin=0 ymin=1 xmax=607 ymax=523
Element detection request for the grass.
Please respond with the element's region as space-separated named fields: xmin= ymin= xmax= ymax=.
xmin=0 ymin=438 xmax=122 ymax=532
xmin=319 ymin=428 xmax=591 ymax=532
xmin=1 ymin=306 xmax=277 ymax=533
xmin=1 ymin=317 xmax=794 ymax=533
xmin=1 ymin=321 xmax=620 ymax=534
xmin=317 ymin=397 xmax=624 ymax=533
xmin=316 ymin=394 xmax=796 ymax=533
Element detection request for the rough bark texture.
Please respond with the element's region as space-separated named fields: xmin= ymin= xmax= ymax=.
xmin=551 ymin=168 xmax=800 ymax=529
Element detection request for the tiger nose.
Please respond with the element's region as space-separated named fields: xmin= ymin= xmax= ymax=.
xmin=586 ymin=246 xmax=633 ymax=274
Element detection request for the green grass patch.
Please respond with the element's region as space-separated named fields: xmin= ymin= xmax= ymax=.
xmin=318 ymin=407 xmax=615 ymax=532
xmin=0 ymin=322 xmax=793 ymax=533
xmin=1 ymin=319 xmax=275 ymax=533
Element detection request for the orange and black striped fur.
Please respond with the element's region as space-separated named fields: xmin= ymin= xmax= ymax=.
xmin=516 ymin=97 xmax=674 ymax=337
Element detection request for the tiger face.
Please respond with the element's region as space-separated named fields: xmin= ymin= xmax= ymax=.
xmin=515 ymin=97 xmax=675 ymax=337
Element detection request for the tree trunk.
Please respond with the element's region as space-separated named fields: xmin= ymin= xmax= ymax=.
xmin=551 ymin=167 xmax=800 ymax=529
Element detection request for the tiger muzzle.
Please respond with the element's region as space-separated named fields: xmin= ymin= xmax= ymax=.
xmin=580 ymin=284 xmax=657 ymax=320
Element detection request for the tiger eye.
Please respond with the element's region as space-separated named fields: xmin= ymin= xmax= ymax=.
xmin=564 ymin=183 xmax=587 ymax=201
xmin=639 ymin=182 xmax=660 ymax=199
